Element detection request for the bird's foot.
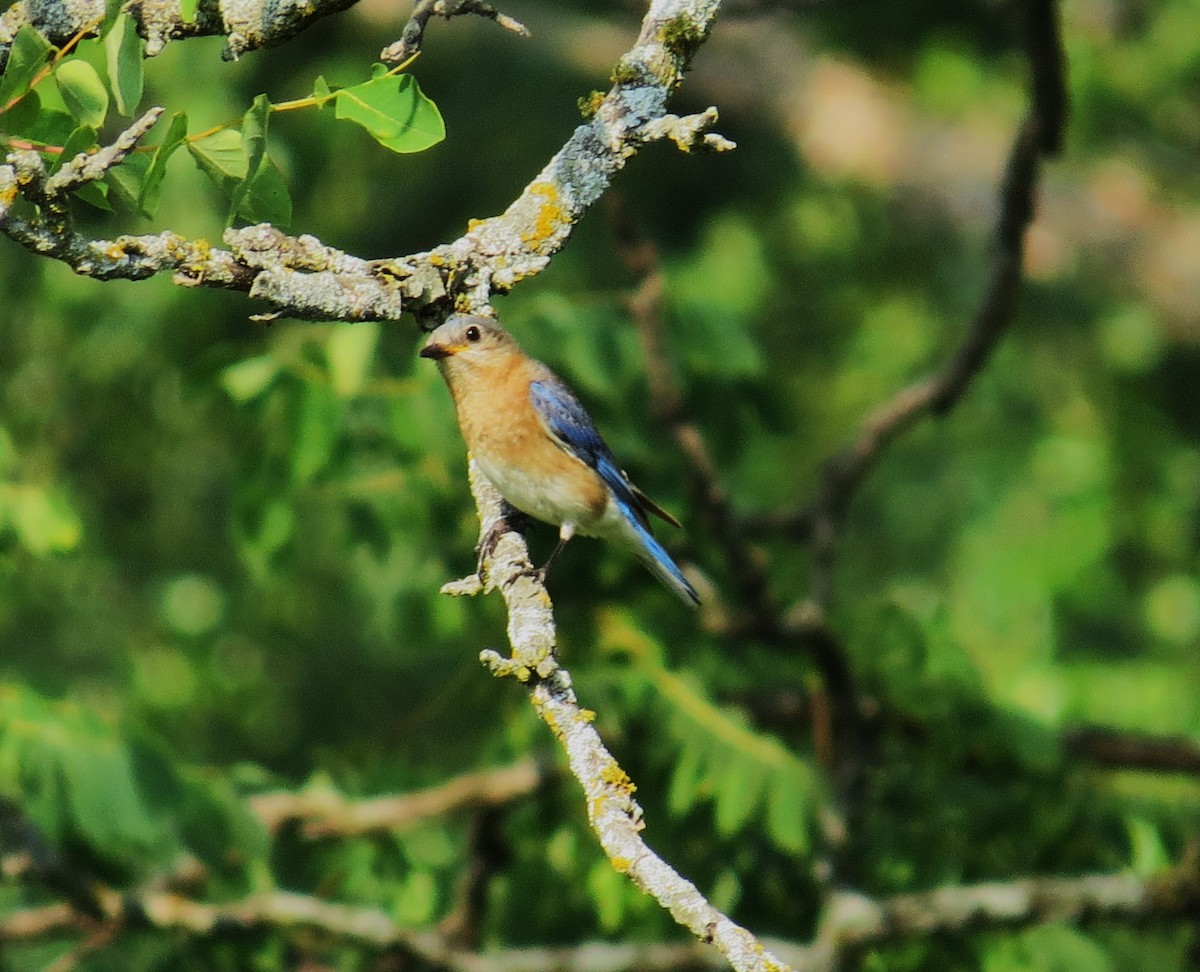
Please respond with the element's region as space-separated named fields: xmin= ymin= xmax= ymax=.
xmin=475 ymin=508 xmax=532 ymax=584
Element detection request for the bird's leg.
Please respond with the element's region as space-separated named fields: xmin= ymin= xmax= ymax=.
xmin=476 ymin=503 xmax=531 ymax=580
xmin=536 ymin=522 xmax=576 ymax=581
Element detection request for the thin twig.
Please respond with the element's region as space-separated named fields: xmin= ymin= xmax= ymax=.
xmin=380 ymin=0 xmax=530 ymax=65
xmin=1064 ymin=726 xmax=1200 ymax=776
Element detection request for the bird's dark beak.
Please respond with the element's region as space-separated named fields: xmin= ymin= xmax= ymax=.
xmin=419 ymin=342 xmax=451 ymax=360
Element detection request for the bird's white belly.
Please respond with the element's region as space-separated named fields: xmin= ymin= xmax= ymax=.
xmin=475 ymin=451 xmax=604 ymax=534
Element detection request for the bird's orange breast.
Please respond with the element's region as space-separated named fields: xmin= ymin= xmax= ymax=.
xmin=446 ymin=357 xmax=608 ymax=525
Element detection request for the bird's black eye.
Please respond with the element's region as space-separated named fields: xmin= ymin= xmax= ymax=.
xmin=465 ymin=325 xmax=481 ymax=343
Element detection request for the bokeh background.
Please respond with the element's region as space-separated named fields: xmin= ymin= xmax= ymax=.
xmin=2 ymin=0 xmax=1199 ymax=968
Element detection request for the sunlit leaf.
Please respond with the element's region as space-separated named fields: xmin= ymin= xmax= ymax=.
xmin=227 ymin=94 xmax=270 ymax=225
xmin=188 ymin=128 xmax=247 ymax=182
xmin=0 ymin=25 xmax=53 ymax=109
xmin=333 ymin=68 xmax=445 ymax=153
xmin=3 ymin=484 xmax=82 ymax=554
xmin=49 ymin=124 xmax=97 ymax=174
xmin=105 ymin=13 xmax=144 ymax=116
xmin=138 ymin=111 xmax=188 ymax=216
xmin=55 ymin=59 xmax=109 ymax=129
xmin=222 ymin=355 xmax=281 ymax=402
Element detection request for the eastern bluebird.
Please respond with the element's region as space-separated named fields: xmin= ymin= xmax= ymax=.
xmin=420 ymin=315 xmax=700 ymax=607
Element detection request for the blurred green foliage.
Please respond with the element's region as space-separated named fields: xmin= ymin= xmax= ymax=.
xmin=1 ymin=0 xmax=1199 ymax=969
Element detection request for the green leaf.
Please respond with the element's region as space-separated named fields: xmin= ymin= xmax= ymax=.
xmin=227 ymin=94 xmax=270 ymax=225
xmin=333 ymin=69 xmax=445 ymax=153
xmin=221 ymin=355 xmax=280 ymax=401
xmin=105 ymin=13 xmax=144 ymax=116
xmin=290 ymin=383 xmax=340 ymax=485
xmin=239 ymin=156 xmax=291 ymax=226
xmin=766 ymin=767 xmax=810 ymax=853
xmin=311 ymin=75 xmax=331 ymax=102
xmin=1127 ymin=816 xmax=1170 ymax=877
xmin=6 ymin=101 xmax=76 ymax=146
xmin=72 ymin=180 xmax=112 ymax=211
xmin=60 ymin=737 xmax=160 ymax=862
xmin=326 ymin=323 xmax=379 ymax=397
xmin=103 ymin=0 xmax=128 ymax=30
xmin=105 ymin=150 xmax=150 ymax=209
xmin=2 ymin=484 xmax=82 ymax=554
xmin=188 ymin=128 xmax=247 ymax=182
xmin=0 ymin=25 xmax=53 ymax=109
xmin=667 ymin=737 xmax=706 ymax=814
xmin=55 ymin=59 xmax=109 ymax=129
xmin=188 ymin=125 xmax=291 ymax=226
xmin=982 ymin=924 xmax=1114 ymax=972
xmin=138 ymin=111 xmax=187 ymax=217
xmin=180 ymin=0 xmax=199 ymax=24
xmin=713 ymin=752 xmax=766 ymax=836
xmin=49 ymin=124 xmax=97 ymax=174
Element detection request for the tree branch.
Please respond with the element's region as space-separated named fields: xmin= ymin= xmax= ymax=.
xmin=6 ymin=864 xmax=1198 ymax=972
xmin=380 ymin=0 xmax=529 ymax=66
xmin=249 ymin=759 xmax=545 ymax=837
xmin=1064 ymin=726 xmax=1200 ymax=777
xmin=742 ymin=0 xmax=1069 ymax=606
xmin=0 ymin=0 xmax=361 ymax=65
xmin=1 ymin=0 xmax=733 ymax=325
xmin=442 ymin=459 xmax=796 ymax=972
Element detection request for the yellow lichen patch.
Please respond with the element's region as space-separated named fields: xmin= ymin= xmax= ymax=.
xmin=539 ymin=704 xmax=564 ymax=740
xmin=521 ymin=181 xmax=565 ymax=249
xmin=578 ymin=708 xmax=596 ymax=723
xmin=578 ymin=90 xmax=605 ymax=118
xmin=466 ymin=218 xmax=486 ymax=232
xmin=105 ymin=243 xmax=126 ymax=261
xmin=0 ymin=183 xmax=18 ymax=207
xmin=609 ymin=856 xmax=632 ymax=874
xmin=600 ymin=762 xmax=636 ymax=795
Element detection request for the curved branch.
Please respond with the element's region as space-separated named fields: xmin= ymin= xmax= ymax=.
xmin=1 ymin=0 xmax=732 ymax=324
xmin=741 ymin=0 xmax=1068 ymax=601
xmin=250 ymin=759 xmax=546 ymax=837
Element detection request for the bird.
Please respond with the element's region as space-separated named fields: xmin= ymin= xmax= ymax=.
xmin=420 ymin=314 xmax=700 ymax=607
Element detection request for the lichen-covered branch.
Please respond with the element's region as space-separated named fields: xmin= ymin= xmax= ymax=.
xmin=6 ymin=863 xmax=1199 ymax=972
xmin=250 ymin=759 xmax=545 ymax=837
xmin=441 ymin=459 xmax=796 ymax=972
xmin=0 ymin=0 xmax=360 ymax=65
xmin=1 ymin=0 xmax=733 ymax=325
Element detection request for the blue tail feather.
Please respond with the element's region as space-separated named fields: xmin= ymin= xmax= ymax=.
xmin=616 ymin=498 xmax=700 ymax=607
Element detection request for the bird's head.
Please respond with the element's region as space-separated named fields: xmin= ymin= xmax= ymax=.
xmin=419 ymin=316 xmax=518 ymax=375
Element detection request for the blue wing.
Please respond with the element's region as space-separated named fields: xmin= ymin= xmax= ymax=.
xmin=529 ymin=375 xmax=699 ymax=607
xmin=528 ymin=376 xmax=644 ymax=523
